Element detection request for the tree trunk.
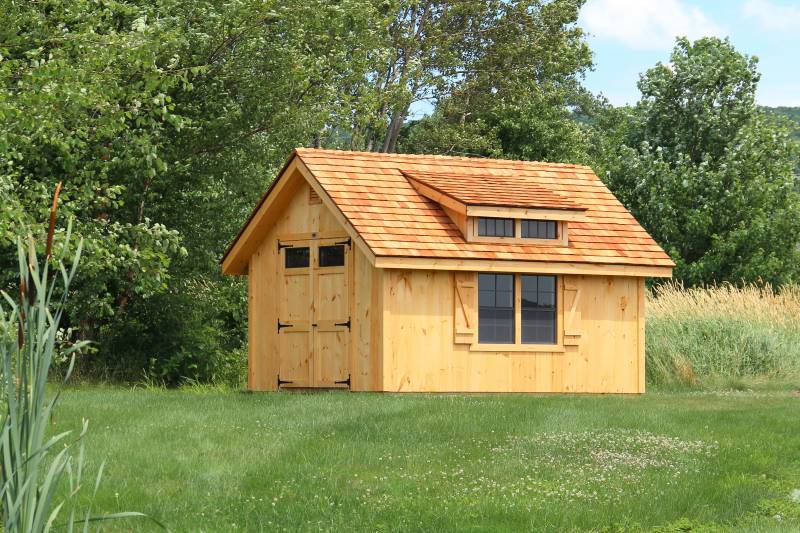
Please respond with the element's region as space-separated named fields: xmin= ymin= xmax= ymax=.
xmin=381 ymin=106 xmax=408 ymax=153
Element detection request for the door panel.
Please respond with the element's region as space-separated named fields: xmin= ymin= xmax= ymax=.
xmin=282 ymin=274 xmax=311 ymax=322
xmin=314 ymin=330 xmax=349 ymax=386
xmin=315 ymin=270 xmax=348 ymax=321
xmin=278 ymin=241 xmax=313 ymax=387
xmin=279 ymin=327 xmax=311 ymax=386
xmin=312 ymin=241 xmax=350 ymax=387
xmin=277 ymin=238 xmax=350 ymax=388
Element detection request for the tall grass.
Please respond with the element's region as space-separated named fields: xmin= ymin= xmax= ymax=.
xmin=0 ymin=187 xmax=148 ymax=531
xmin=646 ymin=282 xmax=800 ymax=387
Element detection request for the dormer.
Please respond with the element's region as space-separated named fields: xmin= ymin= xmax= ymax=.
xmin=402 ymin=170 xmax=587 ymax=246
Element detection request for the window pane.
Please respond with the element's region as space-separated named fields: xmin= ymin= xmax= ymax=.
xmin=521 ymin=219 xmax=558 ymax=239
xmin=538 ymin=275 xmax=555 ymax=292
xmin=521 ymin=275 xmax=556 ymax=344
xmin=539 ymin=292 xmax=555 ymax=307
xmin=479 ymin=290 xmax=494 ymax=307
xmin=496 ymin=274 xmax=513 ymax=291
xmin=521 ymin=274 xmax=537 ymax=294
xmin=477 ymin=218 xmax=488 ymax=236
xmin=284 ymin=247 xmax=309 ymax=268
xmin=477 ymin=217 xmax=514 ymax=237
xmin=319 ymin=245 xmax=345 ymax=267
xmin=496 ymin=290 xmax=513 ymax=308
xmin=478 ymin=273 xmax=515 ymax=343
xmin=521 ymin=310 xmax=556 ymax=344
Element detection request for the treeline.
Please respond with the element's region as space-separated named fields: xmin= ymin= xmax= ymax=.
xmin=1 ymin=0 xmax=798 ymax=385
xmin=764 ymin=107 xmax=800 ymax=142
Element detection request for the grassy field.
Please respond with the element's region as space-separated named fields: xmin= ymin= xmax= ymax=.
xmin=647 ymin=283 xmax=800 ymax=387
xmin=53 ymin=386 xmax=800 ymax=532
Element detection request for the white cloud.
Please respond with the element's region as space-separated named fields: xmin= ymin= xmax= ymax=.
xmin=579 ymin=0 xmax=725 ymax=50
xmin=743 ymin=0 xmax=800 ymax=31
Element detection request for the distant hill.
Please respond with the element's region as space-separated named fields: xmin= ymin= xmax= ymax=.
xmin=762 ymin=106 xmax=800 ymax=142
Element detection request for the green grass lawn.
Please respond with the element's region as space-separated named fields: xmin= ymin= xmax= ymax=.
xmin=54 ymin=387 xmax=800 ymax=532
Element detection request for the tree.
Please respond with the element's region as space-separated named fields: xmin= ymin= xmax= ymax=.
xmin=0 ymin=0 xmax=386 ymax=383
xmin=591 ymin=38 xmax=800 ymax=285
xmin=344 ymin=0 xmax=593 ymax=156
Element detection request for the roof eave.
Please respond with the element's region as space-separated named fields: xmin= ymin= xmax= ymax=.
xmin=220 ymin=149 xmax=300 ymax=271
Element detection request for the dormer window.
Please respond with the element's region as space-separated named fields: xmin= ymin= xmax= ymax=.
xmin=401 ymin=170 xmax=588 ymax=247
xmin=477 ymin=217 xmax=514 ymax=238
xmin=521 ymin=219 xmax=557 ymax=240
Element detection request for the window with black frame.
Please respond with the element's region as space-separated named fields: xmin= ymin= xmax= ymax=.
xmin=521 ymin=219 xmax=557 ymax=239
xmin=478 ymin=273 xmax=514 ymax=343
xmin=521 ymin=275 xmax=557 ymax=344
xmin=284 ymin=247 xmax=310 ymax=268
xmin=477 ymin=217 xmax=514 ymax=237
xmin=318 ymin=245 xmax=345 ymax=267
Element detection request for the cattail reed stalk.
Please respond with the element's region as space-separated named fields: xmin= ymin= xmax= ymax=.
xmin=45 ymin=182 xmax=62 ymax=260
xmin=0 ymin=184 xmax=151 ymax=531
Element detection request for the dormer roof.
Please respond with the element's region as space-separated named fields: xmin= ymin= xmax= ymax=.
xmin=402 ymin=170 xmax=586 ymax=211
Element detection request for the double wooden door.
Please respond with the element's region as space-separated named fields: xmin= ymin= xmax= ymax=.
xmin=277 ymin=237 xmax=350 ymax=388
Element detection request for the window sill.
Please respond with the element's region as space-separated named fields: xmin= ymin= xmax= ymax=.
xmin=468 ymin=235 xmax=564 ymax=246
xmin=469 ymin=343 xmax=565 ymax=353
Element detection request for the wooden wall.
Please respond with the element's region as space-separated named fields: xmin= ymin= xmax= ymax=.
xmin=247 ymin=171 xmax=382 ymax=391
xmin=380 ymin=269 xmax=645 ymax=393
xmin=246 ymin=168 xmax=646 ymax=394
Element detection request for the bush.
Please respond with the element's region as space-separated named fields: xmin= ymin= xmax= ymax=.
xmin=68 ymin=275 xmax=248 ymax=387
xmin=646 ymin=283 xmax=800 ymax=387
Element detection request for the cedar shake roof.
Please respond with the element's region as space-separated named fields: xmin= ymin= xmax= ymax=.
xmin=294 ymin=148 xmax=674 ymax=268
xmin=402 ymin=170 xmax=586 ymax=211
xmin=222 ymin=148 xmax=675 ymax=272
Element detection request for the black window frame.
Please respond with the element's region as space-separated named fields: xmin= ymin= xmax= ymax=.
xmin=284 ymin=246 xmax=310 ymax=268
xmin=521 ymin=219 xmax=558 ymax=240
xmin=478 ymin=273 xmax=515 ymax=344
xmin=318 ymin=244 xmax=346 ymax=268
xmin=476 ymin=273 xmax=559 ymax=347
xmin=477 ymin=217 xmax=515 ymax=238
xmin=520 ymin=275 xmax=557 ymax=344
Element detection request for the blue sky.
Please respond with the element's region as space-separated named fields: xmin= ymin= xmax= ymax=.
xmin=409 ymin=0 xmax=799 ymax=118
xmin=580 ymin=0 xmax=800 ymax=107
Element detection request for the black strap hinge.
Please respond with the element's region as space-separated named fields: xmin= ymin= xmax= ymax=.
xmin=334 ymin=374 xmax=351 ymax=387
xmin=334 ymin=318 xmax=351 ymax=330
xmin=278 ymin=375 xmax=293 ymax=386
xmin=334 ymin=237 xmax=351 ymax=247
xmin=277 ymin=241 xmax=293 ymax=251
xmin=278 ymin=320 xmax=293 ymax=331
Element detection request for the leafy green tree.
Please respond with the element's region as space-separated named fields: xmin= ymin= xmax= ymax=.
xmin=0 ymin=0 xmax=387 ymax=383
xmin=395 ymin=0 xmax=593 ymax=161
xmin=340 ymin=0 xmax=592 ymax=157
xmin=591 ymin=38 xmax=800 ymax=285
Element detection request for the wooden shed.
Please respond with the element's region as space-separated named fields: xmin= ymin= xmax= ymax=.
xmin=222 ymin=148 xmax=674 ymax=393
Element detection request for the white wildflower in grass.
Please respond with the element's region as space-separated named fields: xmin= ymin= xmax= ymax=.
xmin=257 ymin=428 xmax=719 ymax=516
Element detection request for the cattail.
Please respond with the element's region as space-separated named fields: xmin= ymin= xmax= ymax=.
xmin=17 ymin=182 xmax=62 ymax=348
xmin=17 ymin=279 xmax=26 ymax=349
xmin=45 ymin=181 xmax=62 ymax=260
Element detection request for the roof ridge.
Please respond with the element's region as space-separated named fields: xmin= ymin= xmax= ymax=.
xmin=294 ymin=147 xmax=595 ymax=170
